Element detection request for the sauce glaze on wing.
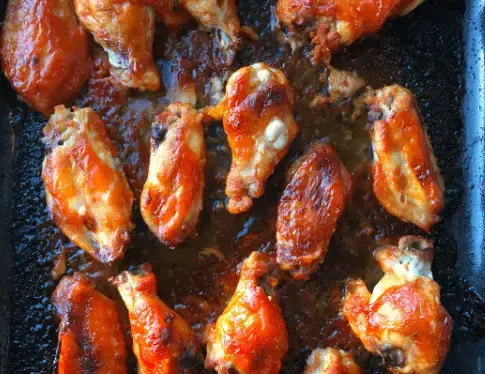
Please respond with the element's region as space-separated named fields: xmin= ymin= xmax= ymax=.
xmin=305 ymin=347 xmax=362 ymax=374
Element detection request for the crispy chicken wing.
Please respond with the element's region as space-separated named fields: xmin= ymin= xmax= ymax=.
xmin=131 ymin=0 xmax=188 ymax=28
xmin=368 ymin=85 xmax=444 ymax=231
xmin=113 ymin=265 xmax=200 ymax=374
xmin=277 ymin=141 xmax=352 ymax=280
xmin=140 ymin=103 xmax=205 ymax=247
xmin=74 ymin=0 xmax=160 ymax=91
xmin=305 ymin=348 xmax=361 ymax=374
xmin=42 ymin=106 xmax=134 ymax=264
xmin=206 ymin=63 xmax=299 ymax=214
xmin=0 ymin=0 xmax=91 ymax=116
xmin=204 ymin=252 xmax=289 ymax=374
xmin=53 ymin=273 xmax=126 ymax=374
xmin=343 ymin=236 xmax=452 ymax=374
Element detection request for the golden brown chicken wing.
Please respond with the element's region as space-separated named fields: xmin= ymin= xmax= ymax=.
xmin=205 ymin=63 xmax=299 ymax=214
xmin=204 ymin=252 xmax=289 ymax=374
xmin=343 ymin=236 xmax=452 ymax=374
xmin=53 ymin=273 xmax=126 ymax=374
xmin=113 ymin=265 xmax=200 ymax=374
xmin=0 ymin=0 xmax=91 ymax=116
xmin=305 ymin=348 xmax=361 ymax=374
xmin=74 ymin=0 xmax=160 ymax=91
xmin=42 ymin=106 xmax=134 ymax=264
xmin=277 ymin=141 xmax=352 ymax=280
xmin=140 ymin=103 xmax=205 ymax=247
xmin=131 ymin=0 xmax=188 ymax=28
xmin=368 ymin=85 xmax=444 ymax=231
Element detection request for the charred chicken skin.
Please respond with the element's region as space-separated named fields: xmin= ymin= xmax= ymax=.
xmin=0 ymin=0 xmax=91 ymax=116
xmin=343 ymin=236 xmax=452 ymax=374
xmin=74 ymin=0 xmax=160 ymax=91
xmin=204 ymin=252 xmax=289 ymax=374
xmin=53 ymin=273 xmax=126 ymax=374
xmin=368 ymin=85 xmax=444 ymax=231
xmin=277 ymin=141 xmax=352 ymax=280
xmin=305 ymin=347 xmax=362 ymax=374
xmin=113 ymin=265 xmax=200 ymax=374
xmin=42 ymin=106 xmax=134 ymax=264
xmin=140 ymin=103 xmax=205 ymax=248
xmin=206 ymin=63 xmax=299 ymax=214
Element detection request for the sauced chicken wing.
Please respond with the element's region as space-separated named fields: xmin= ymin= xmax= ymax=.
xmin=131 ymin=0 xmax=188 ymax=28
xmin=368 ymin=85 xmax=444 ymax=231
xmin=343 ymin=236 xmax=452 ymax=374
xmin=0 ymin=0 xmax=91 ymax=116
xmin=277 ymin=141 xmax=352 ymax=280
xmin=204 ymin=252 xmax=289 ymax=374
xmin=42 ymin=106 xmax=134 ymax=264
xmin=53 ymin=273 xmax=126 ymax=374
xmin=74 ymin=0 xmax=160 ymax=91
xmin=140 ymin=103 xmax=205 ymax=247
xmin=305 ymin=348 xmax=361 ymax=374
xmin=206 ymin=63 xmax=299 ymax=214
xmin=113 ymin=265 xmax=200 ymax=374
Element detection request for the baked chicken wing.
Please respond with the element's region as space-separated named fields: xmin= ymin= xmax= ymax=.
xmin=53 ymin=273 xmax=126 ymax=374
xmin=0 ymin=0 xmax=91 ymax=116
xmin=140 ymin=103 xmax=205 ymax=247
xmin=206 ymin=63 xmax=299 ymax=214
xmin=277 ymin=141 xmax=352 ymax=280
xmin=368 ymin=85 xmax=444 ymax=231
xmin=204 ymin=252 xmax=289 ymax=374
xmin=113 ymin=265 xmax=200 ymax=374
xmin=74 ymin=0 xmax=160 ymax=91
xmin=343 ymin=236 xmax=452 ymax=374
xmin=42 ymin=106 xmax=134 ymax=264
xmin=131 ymin=0 xmax=187 ymax=28
xmin=305 ymin=348 xmax=361 ymax=374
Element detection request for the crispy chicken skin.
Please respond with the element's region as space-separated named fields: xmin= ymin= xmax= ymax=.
xmin=368 ymin=85 xmax=444 ymax=231
xmin=305 ymin=348 xmax=361 ymax=374
xmin=131 ymin=0 xmax=188 ymax=28
xmin=343 ymin=236 xmax=452 ymax=374
xmin=53 ymin=273 xmax=126 ymax=374
xmin=206 ymin=63 xmax=299 ymax=214
xmin=277 ymin=141 xmax=352 ymax=280
xmin=204 ymin=252 xmax=289 ymax=373
xmin=113 ymin=265 xmax=200 ymax=374
xmin=140 ymin=103 xmax=205 ymax=247
xmin=0 ymin=0 xmax=91 ymax=116
xmin=42 ymin=106 xmax=134 ymax=264
xmin=74 ymin=0 xmax=160 ymax=91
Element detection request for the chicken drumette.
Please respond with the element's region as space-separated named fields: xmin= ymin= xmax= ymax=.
xmin=42 ymin=106 xmax=134 ymax=264
xmin=368 ymin=85 xmax=444 ymax=231
xmin=305 ymin=348 xmax=361 ymax=374
xmin=343 ymin=236 xmax=452 ymax=374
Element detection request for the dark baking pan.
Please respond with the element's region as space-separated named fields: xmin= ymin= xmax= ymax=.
xmin=1 ymin=0 xmax=485 ymax=373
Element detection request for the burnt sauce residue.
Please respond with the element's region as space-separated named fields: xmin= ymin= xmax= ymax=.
xmin=7 ymin=0 xmax=485 ymax=373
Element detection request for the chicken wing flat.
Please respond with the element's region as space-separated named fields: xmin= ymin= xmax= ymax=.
xmin=305 ymin=348 xmax=361 ymax=374
xmin=204 ymin=252 xmax=289 ymax=373
xmin=140 ymin=103 xmax=205 ymax=247
xmin=206 ymin=63 xmax=299 ymax=214
xmin=113 ymin=265 xmax=200 ymax=374
xmin=53 ymin=273 xmax=126 ymax=374
xmin=277 ymin=141 xmax=352 ymax=280
xmin=0 ymin=0 xmax=91 ymax=116
xmin=368 ymin=85 xmax=444 ymax=231
xmin=42 ymin=106 xmax=134 ymax=264
xmin=343 ymin=236 xmax=452 ymax=374
xmin=74 ymin=0 xmax=160 ymax=91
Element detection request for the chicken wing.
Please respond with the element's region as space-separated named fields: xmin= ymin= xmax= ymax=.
xmin=74 ymin=0 xmax=160 ymax=91
xmin=53 ymin=273 xmax=126 ymax=374
xmin=204 ymin=252 xmax=289 ymax=374
xmin=277 ymin=141 xmax=352 ymax=280
xmin=140 ymin=103 xmax=205 ymax=247
xmin=206 ymin=63 xmax=299 ymax=214
xmin=343 ymin=236 xmax=452 ymax=374
xmin=113 ymin=265 xmax=200 ymax=374
xmin=42 ymin=106 xmax=134 ymax=264
xmin=0 ymin=0 xmax=91 ymax=116
xmin=305 ymin=348 xmax=361 ymax=374
xmin=130 ymin=0 xmax=188 ymax=28
xmin=368 ymin=85 xmax=444 ymax=231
